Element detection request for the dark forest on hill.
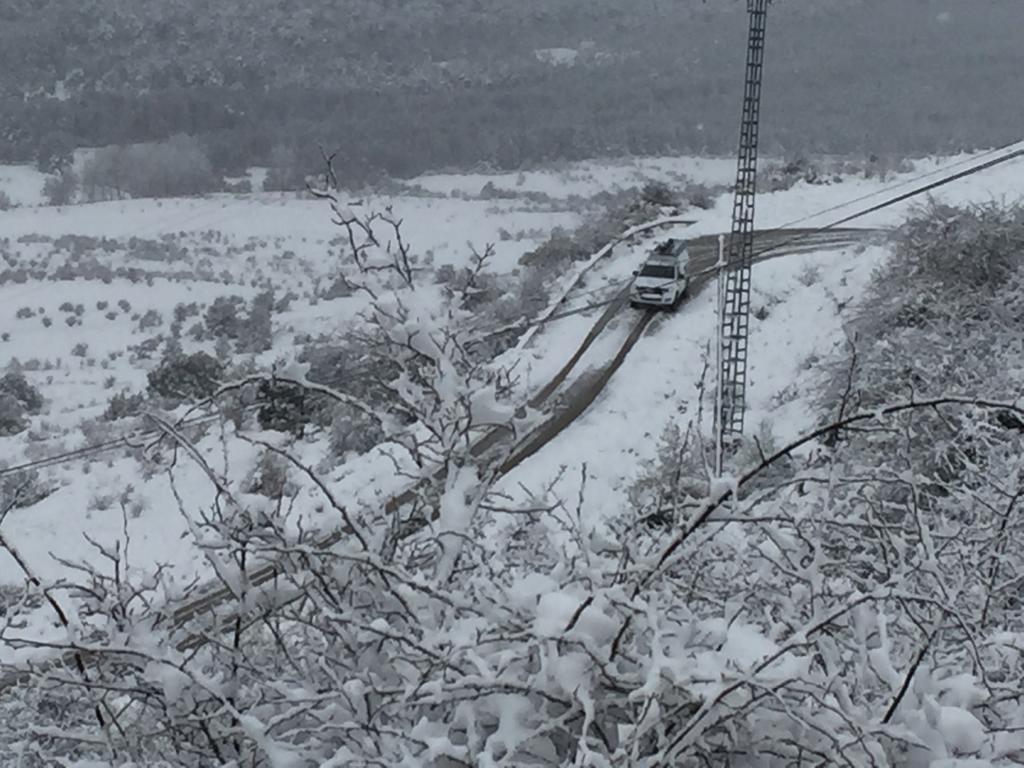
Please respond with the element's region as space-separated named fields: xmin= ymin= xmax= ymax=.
xmin=2 ymin=0 xmax=1021 ymax=183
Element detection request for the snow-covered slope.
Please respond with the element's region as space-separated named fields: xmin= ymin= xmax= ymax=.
xmin=4 ymin=146 xmax=1024 ymax=765
xmin=490 ymin=141 xmax=1024 ymax=533
xmin=498 ymin=243 xmax=889 ymax=522
xmin=2 ymin=144 xmax=1024 ymax=610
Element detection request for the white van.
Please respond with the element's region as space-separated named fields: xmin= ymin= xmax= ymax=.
xmin=630 ymin=238 xmax=690 ymax=309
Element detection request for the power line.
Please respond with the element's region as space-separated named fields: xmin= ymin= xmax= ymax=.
xmin=769 ymin=141 xmax=1023 ymax=232
xmin=0 ymin=408 xmax=235 ymax=479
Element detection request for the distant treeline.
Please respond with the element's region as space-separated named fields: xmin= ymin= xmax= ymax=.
xmin=2 ymin=0 xmax=1021 ymax=184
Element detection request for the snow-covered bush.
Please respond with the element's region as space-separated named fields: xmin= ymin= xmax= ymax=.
xmin=146 ymin=350 xmax=225 ymax=401
xmin=172 ymin=301 xmax=199 ymax=323
xmin=762 ymin=155 xmax=818 ymax=191
xmin=319 ymin=271 xmax=355 ymax=299
xmin=797 ymin=262 xmax=822 ymax=286
xmin=203 ymin=295 xmax=245 ymax=339
xmin=684 ymin=181 xmax=720 ymax=210
xmin=628 ymin=420 xmax=710 ymax=526
xmin=102 ymin=389 xmax=146 ymax=421
xmin=818 ymin=201 xmax=1024 ymax=415
xmin=519 ymin=187 xmax=659 ymax=270
xmin=11 ymin=394 xmax=1024 ymax=766
xmin=0 ymin=371 xmax=43 ymax=414
xmin=137 ymin=308 xmax=163 ymax=331
xmin=434 ymin=244 xmax=508 ymax=312
xmin=0 ymin=467 xmax=51 ymax=509
xmin=640 ymin=179 xmax=679 ymax=207
xmin=0 ymin=394 xmax=28 ymax=436
xmin=519 ymin=225 xmax=591 ymax=268
xmin=255 ymin=378 xmax=310 ymax=436
xmin=236 ymin=289 xmax=274 ymax=353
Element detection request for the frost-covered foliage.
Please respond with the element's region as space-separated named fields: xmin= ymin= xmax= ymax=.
xmin=7 ymin=397 xmax=1024 ymax=766
xmin=818 ymin=200 xmax=1024 ymax=484
xmin=327 ymin=402 xmax=384 ymax=457
xmin=628 ymin=421 xmax=709 ymax=526
xmin=0 ymin=396 xmax=27 ymax=436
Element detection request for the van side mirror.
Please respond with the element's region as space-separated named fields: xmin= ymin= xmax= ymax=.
xmin=632 ymin=270 xmax=638 ymax=276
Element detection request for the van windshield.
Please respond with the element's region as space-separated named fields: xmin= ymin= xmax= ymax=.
xmin=638 ymin=264 xmax=675 ymax=279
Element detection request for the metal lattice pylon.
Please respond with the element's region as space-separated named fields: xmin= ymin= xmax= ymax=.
xmin=716 ymin=0 xmax=769 ymax=454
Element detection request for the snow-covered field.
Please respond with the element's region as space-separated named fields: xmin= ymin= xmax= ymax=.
xmin=404 ymin=154 xmax=739 ymax=199
xmin=2 ymin=144 xmax=1024 ymax=632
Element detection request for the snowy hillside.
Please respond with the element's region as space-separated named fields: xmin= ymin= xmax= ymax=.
xmin=3 ymin=146 xmax=1024 ymax=765
xmin=493 ymin=143 xmax=1024 ymax=532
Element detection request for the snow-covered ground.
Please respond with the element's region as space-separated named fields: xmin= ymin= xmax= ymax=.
xmin=0 ymin=193 xmax=577 ymax=271
xmin=2 ymin=143 xmax=1024 ymax=618
xmin=0 ymin=165 xmax=46 ymax=207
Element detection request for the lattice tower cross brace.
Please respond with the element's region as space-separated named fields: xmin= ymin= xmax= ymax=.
xmin=716 ymin=0 xmax=770 ymax=466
